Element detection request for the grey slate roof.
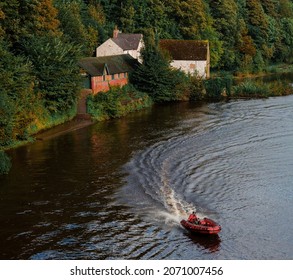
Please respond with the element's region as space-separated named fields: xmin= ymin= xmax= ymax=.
xmin=78 ymin=54 xmax=139 ymax=76
xmin=112 ymin=33 xmax=143 ymax=51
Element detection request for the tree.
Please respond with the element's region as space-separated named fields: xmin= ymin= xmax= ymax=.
xmin=30 ymin=0 xmax=60 ymax=36
xmin=0 ymin=0 xmax=21 ymax=45
xmin=235 ymin=19 xmax=257 ymax=72
xmin=209 ymin=0 xmax=239 ymax=69
xmin=1 ymin=0 xmax=60 ymax=47
xmin=22 ymin=35 xmax=82 ymax=113
xmin=277 ymin=18 xmax=293 ymax=62
xmin=169 ymin=0 xmax=209 ymax=39
xmin=130 ymin=36 xmax=185 ymax=102
xmin=246 ymin=0 xmax=270 ymax=61
xmin=0 ymin=40 xmax=36 ymax=146
xmin=55 ymin=0 xmax=105 ymax=56
xmin=260 ymin=0 xmax=278 ymax=17
xmin=119 ymin=0 xmax=179 ymax=38
xmin=278 ymin=0 xmax=293 ymax=18
xmin=120 ymin=1 xmax=136 ymax=33
xmin=0 ymin=5 xmax=6 ymax=38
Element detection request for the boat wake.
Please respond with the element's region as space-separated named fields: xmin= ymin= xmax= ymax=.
xmin=119 ymin=138 xmax=196 ymax=226
xmin=160 ymin=159 xmax=194 ymax=218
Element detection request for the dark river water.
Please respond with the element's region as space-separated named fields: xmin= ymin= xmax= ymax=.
xmin=1 ymin=92 xmax=293 ymax=260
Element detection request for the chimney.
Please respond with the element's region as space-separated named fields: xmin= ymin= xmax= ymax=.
xmin=113 ymin=26 xmax=119 ymax=38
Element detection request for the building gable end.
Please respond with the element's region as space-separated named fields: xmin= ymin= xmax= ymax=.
xmin=96 ymin=39 xmax=124 ymax=57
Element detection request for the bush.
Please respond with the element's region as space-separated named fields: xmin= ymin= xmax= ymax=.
xmin=232 ymin=79 xmax=293 ymax=98
xmin=188 ymin=75 xmax=206 ymax=102
xmin=204 ymin=74 xmax=233 ymax=100
xmin=0 ymin=151 xmax=11 ymax=175
xmin=87 ymin=84 xmax=152 ymax=120
xmin=233 ymin=81 xmax=270 ymax=98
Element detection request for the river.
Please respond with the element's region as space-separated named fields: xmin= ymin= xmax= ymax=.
xmin=1 ymin=91 xmax=293 ymax=260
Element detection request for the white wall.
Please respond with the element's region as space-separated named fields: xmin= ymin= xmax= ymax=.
xmin=171 ymin=60 xmax=207 ymax=78
xmin=96 ymin=39 xmax=124 ymax=57
xmin=136 ymin=39 xmax=144 ymax=63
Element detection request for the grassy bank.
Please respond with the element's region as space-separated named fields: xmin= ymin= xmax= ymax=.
xmin=1 ymin=71 xmax=292 ymax=175
xmin=87 ymin=84 xmax=153 ymax=121
xmin=207 ymin=66 xmax=293 ymax=100
xmin=233 ymin=63 xmax=293 ymax=79
xmin=28 ymin=107 xmax=77 ymax=136
xmin=1 ymin=85 xmax=152 ymax=175
xmin=0 ymin=106 xmax=76 ymax=175
xmin=232 ymin=79 xmax=293 ymax=99
xmin=1 ymin=106 xmax=77 ymax=151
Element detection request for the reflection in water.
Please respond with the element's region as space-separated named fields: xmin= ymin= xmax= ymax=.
xmin=0 ymin=86 xmax=293 ymax=259
xmin=184 ymin=232 xmax=221 ymax=253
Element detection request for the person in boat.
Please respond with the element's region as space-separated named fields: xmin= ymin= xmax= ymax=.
xmin=187 ymin=212 xmax=200 ymax=224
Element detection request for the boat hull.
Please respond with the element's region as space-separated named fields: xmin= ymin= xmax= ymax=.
xmin=180 ymin=218 xmax=221 ymax=235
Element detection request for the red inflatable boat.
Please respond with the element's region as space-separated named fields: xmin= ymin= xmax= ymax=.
xmin=180 ymin=217 xmax=221 ymax=235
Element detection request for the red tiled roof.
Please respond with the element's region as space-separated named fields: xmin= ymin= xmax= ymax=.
xmin=159 ymin=39 xmax=209 ymax=61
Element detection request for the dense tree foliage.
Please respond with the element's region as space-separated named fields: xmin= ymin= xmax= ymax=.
xmin=0 ymin=0 xmax=293 ymax=151
xmin=98 ymin=0 xmax=293 ymax=69
xmin=130 ymin=38 xmax=186 ymax=102
xmin=0 ymin=40 xmax=36 ymax=146
xmin=21 ymin=34 xmax=82 ymax=113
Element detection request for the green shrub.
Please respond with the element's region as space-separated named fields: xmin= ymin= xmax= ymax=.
xmin=232 ymin=77 xmax=293 ymax=98
xmin=188 ymin=75 xmax=206 ymax=102
xmin=267 ymin=79 xmax=293 ymax=96
xmin=233 ymin=81 xmax=270 ymax=98
xmin=204 ymin=74 xmax=233 ymax=100
xmin=87 ymin=84 xmax=152 ymax=120
xmin=0 ymin=151 xmax=11 ymax=175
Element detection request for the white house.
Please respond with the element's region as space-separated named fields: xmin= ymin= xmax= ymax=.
xmin=96 ymin=27 xmax=144 ymax=63
xmin=159 ymin=39 xmax=210 ymax=78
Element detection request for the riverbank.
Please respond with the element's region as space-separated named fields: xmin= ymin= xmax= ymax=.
xmin=34 ymin=118 xmax=93 ymax=141
xmin=87 ymin=84 xmax=153 ymax=121
xmin=229 ymin=72 xmax=293 ymax=99
xmin=1 ymin=117 xmax=95 ymax=175
xmin=233 ymin=63 xmax=293 ymax=79
xmin=0 ymin=85 xmax=152 ymax=174
xmin=209 ymin=66 xmax=293 ymax=100
xmin=1 ymin=70 xmax=293 ymax=175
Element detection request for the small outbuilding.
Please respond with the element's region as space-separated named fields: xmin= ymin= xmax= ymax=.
xmin=78 ymin=54 xmax=139 ymax=94
xmin=159 ymin=39 xmax=210 ymax=78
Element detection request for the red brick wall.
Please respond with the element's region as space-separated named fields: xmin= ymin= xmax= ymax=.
xmin=91 ymin=73 xmax=129 ymax=94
